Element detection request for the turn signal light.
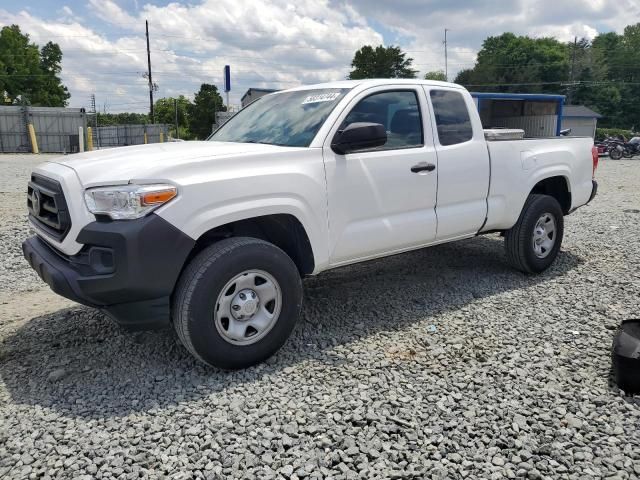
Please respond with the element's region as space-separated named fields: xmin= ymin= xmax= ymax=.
xmin=141 ymin=188 xmax=177 ymax=206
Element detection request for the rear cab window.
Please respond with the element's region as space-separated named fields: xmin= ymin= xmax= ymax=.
xmin=429 ymin=90 xmax=473 ymax=146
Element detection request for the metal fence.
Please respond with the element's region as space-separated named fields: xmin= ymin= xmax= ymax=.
xmin=0 ymin=105 xmax=170 ymax=153
xmin=0 ymin=105 xmax=87 ymax=153
xmin=0 ymin=106 xmax=29 ymax=152
xmin=93 ymin=124 xmax=169 ymax=148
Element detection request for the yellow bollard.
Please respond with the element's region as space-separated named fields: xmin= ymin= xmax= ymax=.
xmin=159 ymin=132 xmax=164 ymax=143
xmin=144 ymin=132 xmax=148 ymax=144
xmin=28 ymin=123 xmax=39 ymax=154
xmin=87 ymin=127 xmax=93 ymax=151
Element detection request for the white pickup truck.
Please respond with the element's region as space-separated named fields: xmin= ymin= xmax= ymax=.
xmin=23 ymin=79 xmax=598 ymax=368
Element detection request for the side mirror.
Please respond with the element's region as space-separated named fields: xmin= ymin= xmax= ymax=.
xmin=331 ymin=122 xmax=387 ymax=155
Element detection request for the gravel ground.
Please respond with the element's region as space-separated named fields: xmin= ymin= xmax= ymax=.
xmin=0 ymin=154 xmax=639 ymax=480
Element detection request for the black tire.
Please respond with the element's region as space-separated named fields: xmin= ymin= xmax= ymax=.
xmin=610 ymin=147 xmax=623 ymax=160
xmin=504 ymin=194 xmax=564 ymax=273
xmin=623 ymin=147 xmax=633 ymax=158
xmin=172 ymin=237 xmax=303 ymax=369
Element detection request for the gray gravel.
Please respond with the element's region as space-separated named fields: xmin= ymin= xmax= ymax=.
xmin=1 ymin=154 xmax=639 ymax=479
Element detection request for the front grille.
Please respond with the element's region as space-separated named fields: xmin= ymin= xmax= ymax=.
xmin=27 ymin=174 xmax=71 ymax=241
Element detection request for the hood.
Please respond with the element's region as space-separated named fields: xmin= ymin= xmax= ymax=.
xmin=49 ymin=141 xmax=296 ymax=186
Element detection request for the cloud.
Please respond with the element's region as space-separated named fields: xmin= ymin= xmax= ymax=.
xmin=87 ymin=0 xmax=137 ymax=26
xmin=1 ymin=0 xmax=638 ymax=113
xmin=0 ymin=1 xmax=383 ymax=112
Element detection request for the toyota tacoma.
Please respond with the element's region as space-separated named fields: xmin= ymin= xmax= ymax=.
xmin=23 ymin=79 xmax=598 ymax=368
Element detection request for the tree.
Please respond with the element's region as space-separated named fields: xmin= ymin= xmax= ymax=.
xmin=450 ymin=23 xmax=640 ymax=130
xmin=424 ymin=70 xmax=447 ymax=81
xmin=154 ymin=95 xmax=193 ymax=138
xmin=97 ymin=112 xmax=149 ymax=126
xmin=348 ymin=45 xmax=417 ymax=80
xmin=453 ymin=33 xmax=569 ymax=94
xmin=188 ymin=84 xmax=225 ymax=139
xmin=0 ymin=25 xmax=69 ymax=106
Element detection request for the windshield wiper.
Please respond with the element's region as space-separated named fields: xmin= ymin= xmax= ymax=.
xmin=243 ymin=140 xmax=289 ymax=147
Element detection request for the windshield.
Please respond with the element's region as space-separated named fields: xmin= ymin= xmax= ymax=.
xmin=210 ymin=88 xmax=350 ymax=147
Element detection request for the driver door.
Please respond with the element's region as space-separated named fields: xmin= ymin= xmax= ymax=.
xmin=322 ymin=86 xmax=438 ymax=266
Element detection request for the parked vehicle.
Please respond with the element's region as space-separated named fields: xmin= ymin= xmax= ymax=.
xmin=598 ymin=136 xmax=626 ymax=160
xmin=23 ymin=79 xmax=598 ymax=369
xmin=623 ymin=137 xmax=640 ymax=157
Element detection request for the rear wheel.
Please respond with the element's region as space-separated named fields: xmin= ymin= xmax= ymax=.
xmin=504 ymin=194 xmax=564 ymax=273
xmin=172 ymin=237 xmax=303 ymax=369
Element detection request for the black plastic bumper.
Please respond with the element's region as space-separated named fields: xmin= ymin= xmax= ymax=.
xmin=588 ymin=179 xmax=598 ymax=203
xmin=23 ymin=214 xmax=195 ymax=330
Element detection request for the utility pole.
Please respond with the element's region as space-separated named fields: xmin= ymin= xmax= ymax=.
xmin=90 ymin=94 xmax=100 ymax=149
xmin=146 ymin=20 xmax=155 ymax=123
xmin=568 ymin=36 xmax=578 ymax=105
xmin=444 ymin=29 xmax=449 ymax=82
xmin=174 ymin=98 xmax=179 ymax=139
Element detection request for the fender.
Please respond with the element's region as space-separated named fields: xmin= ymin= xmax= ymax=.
xmin=156 ymin=194 xmax=329 ymax=273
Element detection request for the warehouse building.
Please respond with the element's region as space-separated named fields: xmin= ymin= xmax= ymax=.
xmin=560 ymin=105 xmax=602 ymax=138
xmin=240 ymin=88 xmax=277 ymax=107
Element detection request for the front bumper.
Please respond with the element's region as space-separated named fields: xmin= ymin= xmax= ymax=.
xmin=23 ymin=214 xmax=195 ymax=330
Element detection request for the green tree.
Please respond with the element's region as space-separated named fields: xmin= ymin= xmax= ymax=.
xmin=348 ymin=45 xmax=417 ymax=80
xmin=188 ymin=84 xmax=225 ymax=139
xmin=453 ymin=33 xmax=569 ymax=93
xmin=0 ymin=25 xmax=69 ymax=106
xmin=97 ymin=112 xmax=149 ymax=126
xmin=567 ymin=24 xmax=640 ymax=129
xmin=452 ymin=23 xmax=640 ymax=130
xmin=154 ymin=95 xmax=193 ymax=138
xmin=424 ymin=70 xmax=447 ymax=81
xmin=453 ymin=68 xmax=474 ymax=86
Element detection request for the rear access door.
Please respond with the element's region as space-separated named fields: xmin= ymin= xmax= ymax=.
xmin=423 ymin=86 xmax=490 ymax=240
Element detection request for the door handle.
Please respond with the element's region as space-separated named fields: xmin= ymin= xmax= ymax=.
xmin=411 ymin=162 xmax=436 ymax=173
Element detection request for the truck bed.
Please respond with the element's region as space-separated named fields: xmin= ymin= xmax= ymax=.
xmin=482 ymin=136 xmax=595 ymax=232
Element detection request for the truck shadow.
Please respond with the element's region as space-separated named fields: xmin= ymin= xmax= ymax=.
xmin=0 ymin=235 xmax=583 ymax=419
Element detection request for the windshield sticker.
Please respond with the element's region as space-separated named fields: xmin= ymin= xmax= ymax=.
xmin=302 ymin=92 xmax=341 ymax=104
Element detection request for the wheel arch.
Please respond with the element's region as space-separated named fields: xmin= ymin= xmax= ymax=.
xmin=188 ymin=213 xmax=316 ymax=276
xmin=529 ymin=175 xmax=572 ymax=214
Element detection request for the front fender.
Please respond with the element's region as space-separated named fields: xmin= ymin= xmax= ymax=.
xmin=156 ymin=193 xmax=328 ymax=272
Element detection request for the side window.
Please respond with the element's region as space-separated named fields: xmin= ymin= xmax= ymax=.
xmin=341 ymin=90 xmax=423 ymax=151
xmin=429 ymin=90 xmax=473 ymax=146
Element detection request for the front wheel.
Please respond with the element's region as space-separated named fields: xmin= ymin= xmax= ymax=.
xmin=610 ymin=147 xmax=623 ymax=160
xmin=504 ymin=194 xmax=564 ymax=273
xmin=172 ymin=237 xmax=303 ymax=369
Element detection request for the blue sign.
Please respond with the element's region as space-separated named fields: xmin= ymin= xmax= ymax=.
xmin=223 ymin=65 xmax=231 ymax=92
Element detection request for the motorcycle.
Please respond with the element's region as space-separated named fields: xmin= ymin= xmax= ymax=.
xmin=599 ymin=136 xmax=625 ymax=160
xmin=623 ymin=137 xmax=640 ymax=158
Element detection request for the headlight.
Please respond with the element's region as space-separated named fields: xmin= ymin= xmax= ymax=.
xmin=84 ymin=184 xmax=177 ymax=220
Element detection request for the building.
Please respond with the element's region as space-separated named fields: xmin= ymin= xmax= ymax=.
xmin=240 ymin=88 xmax=278 ymax=107
xmin=471 ymin=92 xmax=565 ymax=137
xmin=561 ymin=105 xmax=602 ymax=138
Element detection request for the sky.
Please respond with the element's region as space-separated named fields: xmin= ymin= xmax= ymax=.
xmin=1 ymin=0 xmax=639 ymax=113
